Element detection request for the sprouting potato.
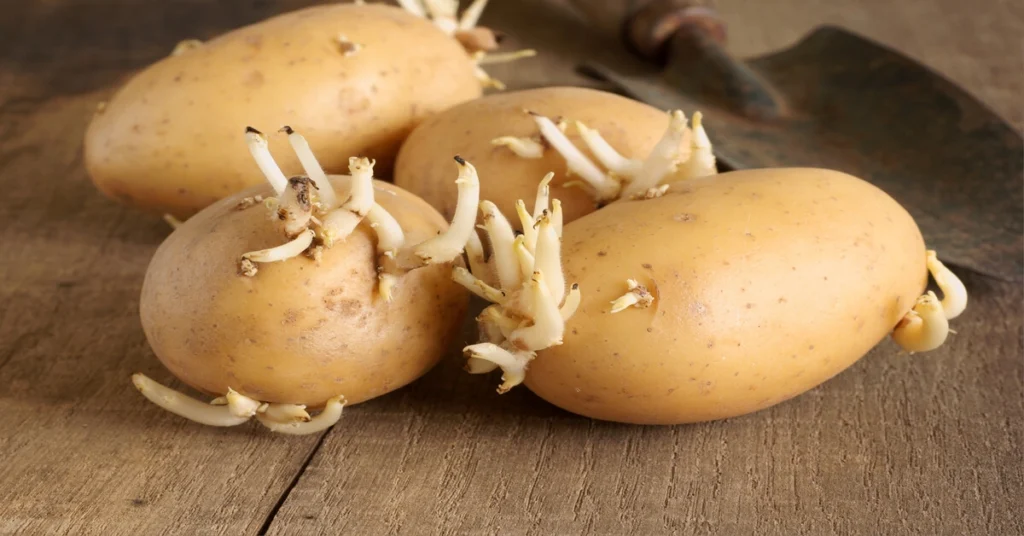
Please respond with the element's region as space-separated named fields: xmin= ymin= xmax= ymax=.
xmin=393 ymin=86 xmax=679 ymax=226
xmin=133 ymin=127 xmax=483 ymax=434
xmin=86 ymin=1 xmax=530 ymax=217
xmin=455 ymin=166 xmax=967 ymax=425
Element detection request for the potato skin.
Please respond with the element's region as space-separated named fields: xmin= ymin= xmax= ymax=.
xmin=86 ymin=4 xmax=480 ymax=217
xmin=394 ymin=87 xmax=670 ymax=224
xmin=140 ymin=178 xmax=468 ymax=407
xmin=525 ymin=168 xmax=927 ymax=424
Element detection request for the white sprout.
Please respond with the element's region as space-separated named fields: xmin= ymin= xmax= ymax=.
xmin=676 ymin=111 xmax=717 ymax=180
xmin=465 ymin=356 xmax=500 ymax=374
xmin=480 ymin=201 xmax=521 ymax=290
xmin=365 ymin=202 xmax=406 ymax=301
xmin=335 ymin=34 xmax=362 ymax=56
xmin=530 ymin=112 xmax=621 ymax=201
xmin=891 ymin=291 xmax=950 ymax=353
xmin=256 ymin=396 xmax=346 ymax=435
xmin=476 ymin=49 xmax=537 ymax=65
xmin=259 ymin=403 xmax=311 ymax=424
xmin=610 ymin=279 xmax=654 ymax=313
xmin=463 ymin=343 xmax=533 ymax=393
xmin=508 ymin=271 xmax=564 ymax=351
xmin=474 ymin=66 xmax=506 ymax=90
xmin=281 ymin=126 xmax=337 ymax=209
xmin=533 ymin=216 xmax=564 ymax=303
xmin=320 ymin=157 xmax=375 ymax=246
xmin=241 ymin=229 xmax=315 ymax=265
xmin=458 ymin=0 xmax=488 ymax=29
xmin=491 ymin=136 xmax=545 ymax=159
xmin=479 ymin=304 xmax=519 ymax=339
xmin=452 ymin=173 xmax=580 ymax=393
xmin=500 ymin=109 xmax=720 ymax=205
xmin=622 ymin=110 xmax=689 ymax=198
xmin=413 ymin=156 xmax=481 ymax=264
xmin=576 ymin=120 xmax=640 ymax=176
xmin=532 ymin=172 xmax=554 ymax=220
xmin=163 ymin=214 xmax=184 ymax=229
xmin=365 ymin=202 xmax=405 ymax=254
xmin=926 ymin=250 xmax=967 ymax=319
xmin=453 ymin=266 xmax=506 ymax=303
xmin=465 ymin=231 xmax=495 ymax=287
xmin=277 ymin=177 xmax=315 ymax=238
xmin=245 ymin=127 xmax=288 ymax=195
xmin=171 ymin=39 xmax=203 ymax=56
xmin=516 ymin=200 xmax=537 ymax=251
xmin=131 ymin=373 xmax=258 ymax=427
xmin=560 ymin=283 xmax=580 ymax=320
xmin=396 ymin=0 xmax=427 ymax=18
xmin=513 ymin=235 xmax=534 ymax=279
xmin=423 ymin=0 xmax=459 ymax=33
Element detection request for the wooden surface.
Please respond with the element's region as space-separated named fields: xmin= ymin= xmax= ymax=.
xmin=1 ymin=0 xmax=1021 ymax=534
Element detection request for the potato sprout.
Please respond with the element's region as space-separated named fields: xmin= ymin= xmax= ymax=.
xmin=134 ymin=127 xmax=479 ymax=433
xmin=925 ymin=250 xmax=967 ymax=319
xmin=492 ymin=109 xmax=718 ymax=203
xmin=133 ymin=373 xmax=346 ymax=432
xmin=397 ymin=0 xmax=534 ymax=89
xmin=170 ymin=39 xmax=203 ymax=56
xmin=162 ymin=214 xmax=184 ymax=229
xmin=610 ymin=279 xmax=654 ymax=313
xmin=891 ymin=250 xmax=967 ymax=353
xmin=239 ymin=127 xmax=478 ymax=291
xmin=454 ymin=175 xmax=580 ymax=393
xmin=491 ymin=136 xmax=544 ymax=159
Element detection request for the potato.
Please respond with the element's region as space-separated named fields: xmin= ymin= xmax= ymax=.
xmin=394 ymin=86 xmax=674 ymax=225
xmin=132 ymin=128 xmax=484 ymax=434
xmin=140 ymin=177 xmax=466 ymax=408
xmin=86 ymin=3 xmax=481 ymax=217
xmin=454 ymin=167 xmax=967 ymax=425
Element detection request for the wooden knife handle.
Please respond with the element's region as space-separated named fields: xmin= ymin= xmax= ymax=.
xmin=564 ymin=0 xmax=726 ymax=61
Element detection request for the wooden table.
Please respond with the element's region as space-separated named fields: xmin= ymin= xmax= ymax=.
xmin=1 ymin=1 xmax=1020 ymax=534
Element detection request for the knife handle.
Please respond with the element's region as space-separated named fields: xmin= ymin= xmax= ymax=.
xmin=563 ymin=0 xmax=726 ymax=60
xmin=626 ymin=1 xmax=727 ymax=61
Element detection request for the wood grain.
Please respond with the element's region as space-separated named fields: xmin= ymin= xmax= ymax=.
xmin=0 ymin=1 xmax=1021 ymax=535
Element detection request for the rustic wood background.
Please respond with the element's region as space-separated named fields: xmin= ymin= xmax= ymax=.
xmin=0 ymin=0 xmax=1021 ymax=534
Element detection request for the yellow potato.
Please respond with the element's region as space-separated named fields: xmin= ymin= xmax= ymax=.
xmin=140 ymin=177 xmax=468 ymax=408
xmin=524 ymin=168 xmax=931 ymax=424
xmin=86 ymin=3 xmax=481 ymax=217
xmin=458 ymin=167 xmax=941 ymax=424
xmin=394 ymin=86 xmax=672 ymax=224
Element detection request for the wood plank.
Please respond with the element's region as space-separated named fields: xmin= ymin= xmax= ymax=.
xmin=265 ymin=0 xmax=1024 ymax=534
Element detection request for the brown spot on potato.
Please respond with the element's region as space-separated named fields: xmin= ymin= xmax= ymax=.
xmin=597 ymin=251 xmax=607 ymax=257
xmin=244 ymin=71 xmax=265 ymax=88
xmin=282 ymin=309 xmax=301 ymax=325
xmin=642 ymin=263 xmax=652 ymax=270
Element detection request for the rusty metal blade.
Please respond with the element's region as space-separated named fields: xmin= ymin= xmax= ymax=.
xmin=580 ymin=26 xmax=1023 ymax=282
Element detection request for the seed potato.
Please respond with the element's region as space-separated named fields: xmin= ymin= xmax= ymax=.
xmin=394 ymin=86 xmax=674 ymax=225
xmin=132 ymin=127 xmax=484 ymax=434
xmin=141 ymin=177 xmax=467 ymax=408
xmin=454 ymin=166 xmax=967 ymax=424
xmin=86 ymin=3 xmax=482 ymax=217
